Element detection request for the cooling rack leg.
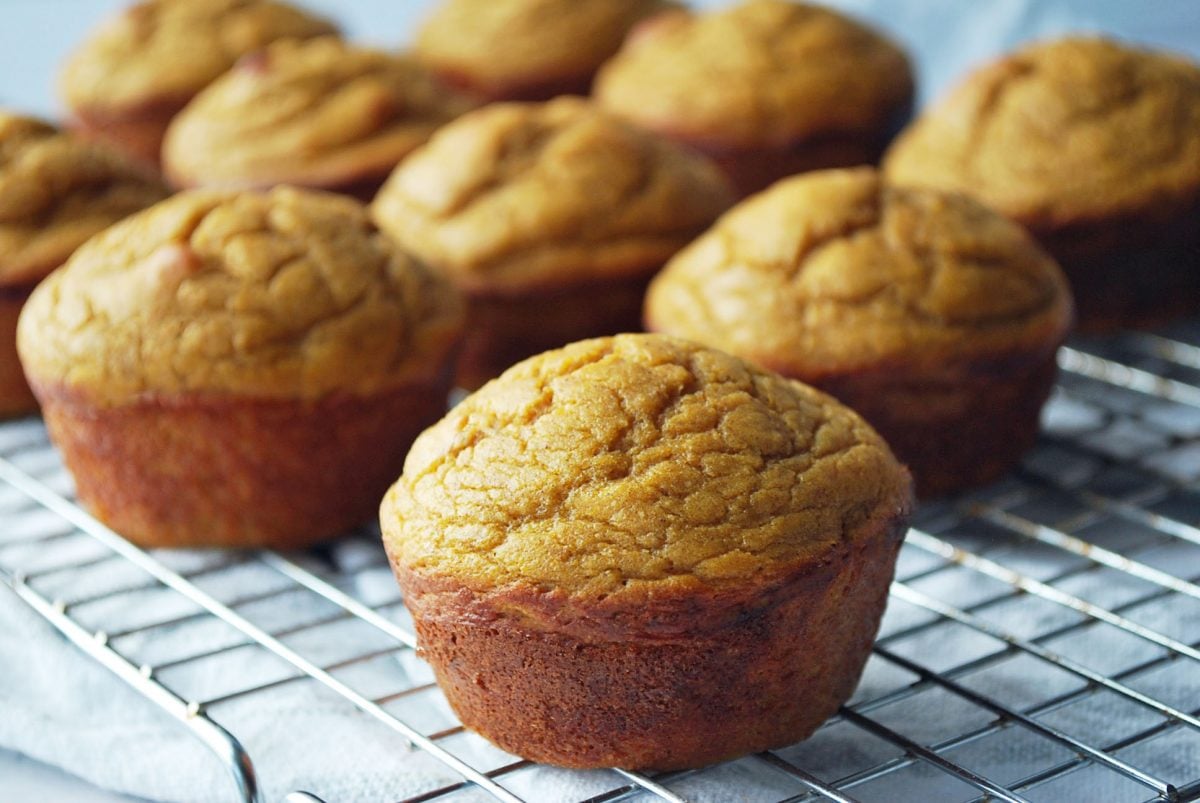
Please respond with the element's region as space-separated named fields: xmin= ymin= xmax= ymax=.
xmin=3 ymin=569 xmax=263 ymax=803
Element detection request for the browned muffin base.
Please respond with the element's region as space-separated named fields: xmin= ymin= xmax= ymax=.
xmin=427 ymin=67 xmax=593 ymax=104
xmin=1037 ymin=202 xmax=1200 ymax=333
xmin=457 ymin=273 xmax=651 ymax=390
xmin=68 ymin=101 xmax=183 ymax=167
xmin=668 ymin=111 xmax=910 ymax=198
xmin=394 ymin=515 xmax=905 ymax=770
xmin=165 ymin=165 xmax=391 ymax=203
xmin=701 ymin=135 xmax=883 ymax=198
xmin=0 ymin=284 xmax=37 ymax=418
xmin=813 ymin=352 xmax=1058 ymax=499
xmin=35 ymin=376 xmax=452 ymax=549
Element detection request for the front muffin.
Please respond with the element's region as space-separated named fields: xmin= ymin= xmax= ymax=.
xmin=58 ymin=0 xmax=337 ymax=165
xmin=163 ymin=37 xmax=473 ymax=198
xmin=0 ymin=112 xmax=168 ymax=418
xmin=371 ymin=97 xmax=733 ymax=389
xmin=594 ymin=0 xmax=914 ymax=196
xmin=413 ymin=0 xmax=679 ymax=102
xmin=19 ymin=187 xmax=463 ymax=549
xmin=884 ymin=37 xmax=1200 ymax=331
xmin=646 ymin=168 xmax=1073 ymax=497
xmin=383 ymin=334 xmax=913 ymax=769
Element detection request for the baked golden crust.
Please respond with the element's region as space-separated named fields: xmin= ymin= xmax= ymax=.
xmin=0 ymin=112 xmax=168 ymax=287
xmin=593 ymin=0 xmax=913 ymax=148
xmin=383 ymin=333 xmax=912 ymax=767
xmin=59 ymin=0 xmax=336 ymax=116
xmin=371 ymin=97 xmax=733 ymax=293
xmin=414 ymin=0 xmax=679 ymax=101
xmin=645 ymin=168 xmax=1073 ymax=496
xmin=383 ymin=334 xmax=911 ymax=605
xmin=646 ymin=168 xmax=1072 ymax=377
xmin=883 ymin=37 xmax=1200 ymax=229
xmin=163 ymin=37 xmax=472 ymax=193
xmin=18 ymin=187 xmax=464 ymax=406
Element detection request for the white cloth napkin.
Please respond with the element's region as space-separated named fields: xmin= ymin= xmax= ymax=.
xmin=0 ymin=531 xmax=461 ymax=802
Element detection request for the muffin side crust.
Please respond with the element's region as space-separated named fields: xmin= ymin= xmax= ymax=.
xmin=383 ymin=334 xmax=913 ymax=767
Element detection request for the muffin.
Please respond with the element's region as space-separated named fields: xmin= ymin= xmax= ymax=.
xmin=382 ymin=333 xmax=913 ymax=769
xmin=413 ymin=0 xmax=680 ymax=102
xmin=163 ymin=37 xmax=473 ymax=198
xmin=0 ymin=112 xmax=168 ymax=418
xmin=58 ymin=0 xmax=337 ymax=166
xmin=645 ymin=168 xmax=1074 ymax=498
xmin=883 ymin=37 xmax=1200 ymax=331
xmin=18 ymin=187 xmax=463 ymax=549
xmin=594 ymin=0 xmax=914 ymax=196
xmin=371 ymin=97 xmax=734 ymax=389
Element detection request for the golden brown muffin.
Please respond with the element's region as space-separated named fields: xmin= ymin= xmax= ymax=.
xmin=645 ymin=168 xmax=1074 ymax=498
xmin=884 ymin=37 xmax=1200 ymax=331
xmin=59 ymin=0 xmax=337 ymax=166
xmin=162 ymin=37 xmax=472 ymax=199
xmin=18 ymin=187 xmax=463 ymax=549
xmin=382 ymin=333 xmax=913 ymax=769
xmin=413 ymin=0 xmax=680 ymax=102
xmin=593 ymin=0 xmax=914 ymax=196
xmin=371 ymin=97 xmax=734 ymax=389
xmin=0 ymin=112 xmax=168 ymax=418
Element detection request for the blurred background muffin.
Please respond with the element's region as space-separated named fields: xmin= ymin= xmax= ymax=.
xmin=0 ymin=111 xmax=167 ymax=418
xmin=58 ymin=0 xmax=337 ymax=166
xmin=18 ymin=187 xmax=463 ymax=549
xmin=413 ymin=0 xmax=680 ymax=102
xmin=645 ymin=168 xmax=1074 ymax=497
xmin=371 ymin=97 xmax=733 ymax=389
xmin=163 ymin=36 xmax=473 ymax=199
xmin=384 ymin=333 xmax=912 ymax=769
xmin=594 ymin=0 xmax=914 ymax=197
xmin=884 ymin=37 xmax=1200 ymax=331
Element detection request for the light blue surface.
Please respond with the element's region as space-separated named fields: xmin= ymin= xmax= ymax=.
xmin=1 ymin=0 xmax=1198 ymax=120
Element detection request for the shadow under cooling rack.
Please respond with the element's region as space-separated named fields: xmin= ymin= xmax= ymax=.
xmin=2 ymin=323 xmax=1200 ymax=803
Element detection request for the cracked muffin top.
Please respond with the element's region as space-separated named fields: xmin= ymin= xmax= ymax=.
xmin=0 ymin=112 xmax=168 ymax=286
xmin=370 ymin=98 xmax=734 ymax=293
xmin=59 ymin=0 xmax=336 ymax=115
xmin=18 ymin=187 xmax=464 ymax=405
xmin=413 ymin=0 xmax=679 ymax=101
xmin=163 ymin=37 xmax=473 ymax=191
xmin=883 ymin=37 xmax=1200 ymax=228
xmin=644 ymin=169 xmax=1073 ymax=377
xmin=383 ymin=333 xmax=912 ymax=601
xmin=593 ymin=0 xmax=913 ymax=147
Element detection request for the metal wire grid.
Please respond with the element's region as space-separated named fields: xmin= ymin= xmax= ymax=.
xmin=1 ymin=325 xmax=1199 ymax=803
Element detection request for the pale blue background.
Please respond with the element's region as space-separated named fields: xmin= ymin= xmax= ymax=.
xmin=2 ymin=0 xmax=1199 ymax=121
xmin=0 ymin=0 xmax=1197 ymax=799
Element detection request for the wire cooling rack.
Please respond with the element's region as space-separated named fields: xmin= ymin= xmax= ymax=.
xmin=2 ymin=323 xmax=1199 ymax=803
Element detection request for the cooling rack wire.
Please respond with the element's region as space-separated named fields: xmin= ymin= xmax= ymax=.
xmin=2 ymin=324 xmax=1200 ymax=803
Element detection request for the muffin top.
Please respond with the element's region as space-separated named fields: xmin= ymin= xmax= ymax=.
xmin=371 ymin=98 xmax=733 ymax=293
xmin=414 ymin=0 xmax=678 ymax=100
xmin=0 ymin=112 xmax=168 ymax=286
xmin=593 ymin=0 xmax=913 ymax=147
xmin=883 ymin=37 xmax=1200 ymax=228
xmin=645 ymin=169 xmax=1073 ymax=377
xmin=18 ymin=187 xmax=463 ymax=405
xmin=59 ymin=0 xmax=336 ymax=114
xmin=163 ymin=37 xmax=473 ymax=191
xmin=384 ymin=333 xmax=912 ymax=607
